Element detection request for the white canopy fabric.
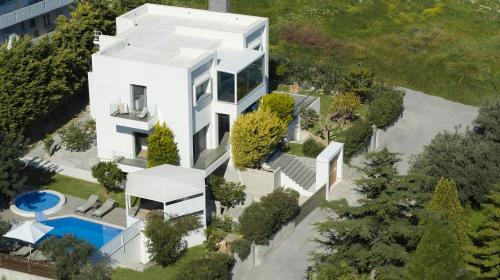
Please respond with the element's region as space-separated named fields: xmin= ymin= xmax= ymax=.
xmin=3 ymin=220 xmax=53 ymax=244
xmin=126 ymin=164 xmax=205 ymax=203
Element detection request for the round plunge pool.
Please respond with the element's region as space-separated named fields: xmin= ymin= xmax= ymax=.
xmin=11 ymin=190 xmax=66 ymax=217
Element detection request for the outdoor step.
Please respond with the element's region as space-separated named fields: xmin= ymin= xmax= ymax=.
xmin=303 ymin=176 xmax=316 ymax=191
xmin=289 ymin=164 xmax=306 ymax=181
xmin=283 ymin=159 xmax=301 ymax=174
xmin=296 ymin=169 xmax=313 ymax=186
xmin=302 ymin=172 xmax=316 ymax=188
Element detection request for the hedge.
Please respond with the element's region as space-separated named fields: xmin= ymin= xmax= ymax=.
xmin=338 ymin=119 xmax=373 ymax=160
xmin=367 ymin=89 xmax=404 ymax=128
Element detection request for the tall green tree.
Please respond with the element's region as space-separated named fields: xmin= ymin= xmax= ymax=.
xmin=209 ymin=176 xmax=246 ymax=211
xmin=355 ymin=148 xmax=400 ymax=199
xmin=91 ymin=161 xmax=126 ymax=193
xmin=147 ymin=123 xmax=180 ymax=167
xmin=339 ymin=66 xmax=375 ymax=102
xmin=407 ymin=218 xmax=462 ymax=280
xmin=427 ymin=178 xmax=465 ymax=230
xmin=314 ymin=150 xmax=426 ymax=278
xmin=466 ymin=189 xmax=500 ymax=278
xmin=0 ymin=131 xmax=27 ymax=200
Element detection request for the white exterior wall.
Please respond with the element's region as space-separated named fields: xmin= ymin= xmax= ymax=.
xmin=280 ymin=172 xmax=313 ymax=197
xmin=316 ymin=142 xmax=344 ymax=198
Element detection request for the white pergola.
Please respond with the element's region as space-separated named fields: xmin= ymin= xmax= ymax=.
xmin=125 ymin=164 xmax=206 ymax=223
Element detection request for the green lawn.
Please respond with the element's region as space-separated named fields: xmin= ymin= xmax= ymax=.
xmin=229 ymin=0 xmax=500 ymax=105
xmin=42 ymin=174 xmax=126 ymax=208
xmin=286 ymin=143 xmax=304 ymax=157
xmin=112 ymin=246 xmax=207 ymax=280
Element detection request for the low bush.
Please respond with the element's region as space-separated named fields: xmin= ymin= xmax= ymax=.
xmin=43 ymin=134 xmax=55 ymax=155
xmin=211 ymin=215 xmax=234 ymax=233
xmin=91 ymin=161 xmax=126 ymax=193
xmin=59 ymin=119 xmax=96 ymax=152
xmin=177 ymin=253 xmax=234 ymax=280
xmin=367 ymin=89 xmax=404 ymax=128
xmin=302 ymin=138 xmax=325 ymax=158
xmin=205 ymin=226 xmax=227 ymax=252
xmin=230 ymin=239 xmax=251 ymax=261
xmin=239 ymin=188 xmax=300 ymax=245
xmin=338 ymin=120 xmax=373 ymax=160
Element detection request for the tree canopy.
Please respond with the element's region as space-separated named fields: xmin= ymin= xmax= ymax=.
xmin=147 ymin=123 xmax=180 ymax=167
xmin=231 ymin=109 xmax=286 ymax=169
xmin=143 ymin=211 xmax=201 ymax=267
xmin=328 ymin=92 xmax=361 ymax=125
xmin=260 ymin=93 xmax=295 ymax=124
xmin=0 ymin=131 xmax=27 ymax=200
xmin=91 ymin=161 xmax=126 ymax=193
xmin=314 ymin=150 xmax=426 ymax=278
xmin=474 ymin=98 xmax=500 ymax=143
xmin=209 ymin=176 xmax=246 ymax=210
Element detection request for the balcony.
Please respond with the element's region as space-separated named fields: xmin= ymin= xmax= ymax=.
xmin=0 ymin=0 xmax=73 ymax=29
xmin=110 ymin=98 xmax=158 ymax=131
xmin=194 ymin=132 xmax=230 ymax=174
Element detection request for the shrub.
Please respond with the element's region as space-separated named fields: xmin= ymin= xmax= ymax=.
xmin=410 ymin=131 xmax=500 ymax=206
xmin=143 ymin=211 xmax=201 ymax=267
xmin=302 ymin=138 xmax=325 ymax=158
xmin=239 ymin=188 xmax=300 ymax=245
xmin=205 ymin=226 xmax=227 ymax=252
xmin=147 ymin=123 xmax=180 ymax=167
xmin=279 ymin=24 xmax=337 ymax=52
xmin=339 ymin=66 xmax=375 ymax=102
xmin=211 ymin=215 xmax=234 ymax=233
xmin=338 ymin=120 xmax=373 ymax=160
xmin=91 ymin=161 xmax=126 ymax=193
xmin=474 ymin=97 xmax=500 ymax=142
xmin=231 ymin=109 xmax=286 ymax=169
xmin=43 ymin=134 xmax=55 ymax=155
xmin=299 ymin=107 xmax=319 ymax=130
xmin=328 ymin=92 xmax=361 ymax=125
xmin=230 ymin=239 xmax=251 ymax=261
xmin=367 ymin=89 xmax=404 ymax=128
xmin=176 ymin=253 xmax=234 ymax=280
xmin=0 ymin=131 xmax=27 ymax=200
xmin=209 ymin=176 xmax=246 ymax=211
xmin=59 ymin=119 xmax=96 ymax=152
xmin=260 ymin=93 xmax=295 ymax=124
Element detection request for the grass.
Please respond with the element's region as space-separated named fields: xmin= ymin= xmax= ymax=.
xmin=286 ymin=143 xmax=304 ymax=157
xmin=229 ymin=0 xmax=500 ymax=106
xmin=112 ymin=246 xmax=207 ymax=280
xmin=41 ymin=174 xmax=126 ymax=208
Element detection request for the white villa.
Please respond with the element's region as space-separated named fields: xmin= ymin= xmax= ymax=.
xmin=88 ymin=2 xmax=269 ymax=177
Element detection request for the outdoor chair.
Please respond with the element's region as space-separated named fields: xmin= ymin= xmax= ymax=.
xmin=28 ymin=250 xmax=48 ymax=262
xmin=92 ymin=199 xmax=116 ymax=218
xmin=12 ymin=246 xmax=32 ymax=257
xmin=118 ymin=103 xmax=129 ymax=115
xmin=135 ymin=107 xmax=148 ymax=119
xmin=75 ymin=194 xmax=100 ymax=214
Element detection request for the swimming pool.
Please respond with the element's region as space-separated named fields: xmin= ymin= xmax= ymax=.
xmin=42 ymin=217 xmax=123 ymax=248
xmin=11 ymin=190 xmax=66 ymax=217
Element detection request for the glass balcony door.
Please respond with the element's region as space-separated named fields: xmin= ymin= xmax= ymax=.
xmin=131 ymin=85 xmax=147 ymax=112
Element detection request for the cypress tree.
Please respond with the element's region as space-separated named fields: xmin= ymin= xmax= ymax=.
xmin=466 ymin=189 xmax=500 ymax=278
xmin=147 ymin=123 xmax=180 ymax=167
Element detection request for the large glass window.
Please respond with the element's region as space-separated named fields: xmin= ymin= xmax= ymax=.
xmin=193 ymin=125 xmax=208 ymax=163
xmin=237 ymin=57 xmax=264 ymax=101
xmin=195 ymin=79 xmax=211 ymax=103
xmin=217 ymin=71 xmax=235 ymax=103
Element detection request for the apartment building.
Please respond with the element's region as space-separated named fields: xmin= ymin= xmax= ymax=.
xmin=88 ymin=3 xmax=269 ymax=176
xmin=0 ymin=0 xmax=73 ymax=43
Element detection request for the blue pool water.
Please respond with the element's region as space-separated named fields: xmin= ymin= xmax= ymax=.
xmin=15 ymin=191 xmax=60 ymax=212
xmin=42 ymin=217 xmax=123 ymax=248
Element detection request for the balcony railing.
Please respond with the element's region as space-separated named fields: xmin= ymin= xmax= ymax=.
xmin=194 ymin=132 xmax=230 ymax=170
xmin=110 ymin=98 xmax=157 ymax=123
xmin=0 ymin=0 xmax=73 ymax=29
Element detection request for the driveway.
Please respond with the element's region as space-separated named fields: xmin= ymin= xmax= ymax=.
xmin=375 ymin=87 xmax=478 ymax=173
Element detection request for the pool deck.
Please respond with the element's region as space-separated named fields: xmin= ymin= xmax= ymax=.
xmin=0 ymin=194 xmax=126 ymax=228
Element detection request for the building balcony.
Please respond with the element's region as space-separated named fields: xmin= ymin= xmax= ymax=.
xmin=0 ymin=0 xmax=73 ymax=29
xmin=110 ymin=98 xmax=158 ymax=131
xmin=194 ymin=132 xmax=230 ymax=175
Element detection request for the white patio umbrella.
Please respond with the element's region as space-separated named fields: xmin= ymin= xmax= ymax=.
xmin=3 ymin=220 xmax=53 ymax=258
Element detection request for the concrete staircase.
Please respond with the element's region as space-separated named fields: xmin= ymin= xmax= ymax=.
xmin=268 ymin=153 xmax=316 ymax=191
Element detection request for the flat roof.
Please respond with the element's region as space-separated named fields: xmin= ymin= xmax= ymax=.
xmin=126 ymin=164 xmax=205 ymax=203
xmin=96 ymin=4 xmax=267 ymax=68
xmin=217 ymin=47 xmax=263 ymax=73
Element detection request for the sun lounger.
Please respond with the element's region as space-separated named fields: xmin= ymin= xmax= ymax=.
xmin=135 ymin=107 xmax=148 ymax=119
xmin=75 ymin=195 xmax=100 ymax=214
xmin=12 ymin=246 xmax=32 ymax=257
xmin=29 ymin=250 xmax=48 ymax=262
xmin=92 ymin=199 xmax=116 ymax=218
